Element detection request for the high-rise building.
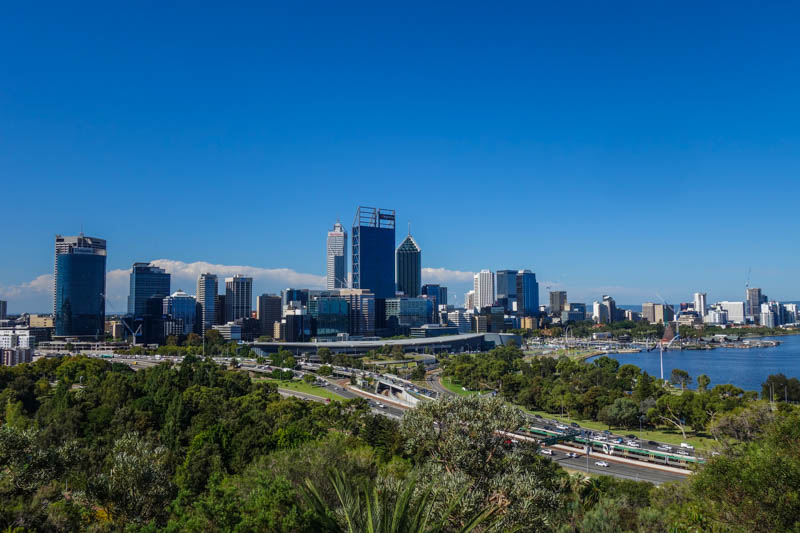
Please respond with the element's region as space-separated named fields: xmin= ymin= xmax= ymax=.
xmin=256 ymin=294 xmax=282 ymax=336
xmin=693 ymin=292 xmax=707 ymax=318
xmin=719 ymin=301 xmax=746 ymax=324
xmin=326 ymin=221 xmax=348 ymax=290
xmin=653 ymin=303 xmax=675 ymax=324
xmin=196 ymin=273 xmax=218 ymax=332
xmin=127 ymin=262 xmax=170 ymax=317
xmin=338 ymin=289 xmax=376 ymax=337
xmin=309 ymin=296 xmax=350 ymax=338
xmin=496 ymin=270 xmax=518 ymax=312
xmin=163 ymin=290 xmax=198 ymax=336
xmin=53 ymin=234 xmax=107 ymax=338
xmin=592 ymin=301 xmax=609 ymax=323
xmin=446 ymin=310 xmax=472 ymax=333
xmin=385 ymin=297 xmax=432 ymax=332
xmin=0 ymin=300 xmax=6 ymax=320
xmin=465 ymin=290 xmax=475 ymax=310
xmin=549 ymin=291 xmax=567 ymax=316
xmin=516 ymin=270 xmax=539 ymax=316
xmin=601 ymin=294 xmax=617 ymax=323
xmin=395 ymin=233 xmax=421 ymax=297
xmin=746 ymin=288 xmax=763 ymax=322
xmin=474 ymin=270 xmax=495 ymax=309
xmin=352 ymin=206 xmax=395 ymax=299
xmin=225 ymin=275 xmax=252 ymax=322
xmin=421 ymin=284 xmax=448 ymax=315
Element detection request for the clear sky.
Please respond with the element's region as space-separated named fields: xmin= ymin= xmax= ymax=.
xmin=2 ymin=2 xmax=799 ymax=313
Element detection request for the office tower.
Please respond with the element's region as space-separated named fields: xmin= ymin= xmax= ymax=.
xmin=214 ymin=294 xmax=226 ymax=325
xmin=395 ymin=233 xmax=421 ymax=297
xmin=474 ymin=270 xmax=495 ymax=309
xmin=642 ymin=302 xmax=656 ymax=323
xmin=549 ymin=291 xmax=567 ymax=316
xmin=746 ymin=288 xmax=762 ymax=322
xmin=352 ymin=206 xmax=395 ymax=299
xmin=225 ymin=275 xmax=252 ymax=322
xmin=257 ymin=294 xmax=282 ymax=335
xmin=447 ymin=310 xmax=472 ymax=333
xmin=515 ymin=270 xmax=539 ymax=317
xmin=719 ymin=301 xmax=746 ymax=324
xmin=281 ymin=288 xmax=310 ymax=314
xmin=309 ymin=296 xmax=350 ymax=337
xmin=422 ymin=284 xmax=448 ymax=313
xmin=385 ymin=297 xmax=431 ymax=333
xmin=693 ymin=292 xmax=707 ymax=317
xmin=601 ymin=294 xmax=617 ymax=323
xmin=127 ymin=262 xmax=170 ymax=317
xmin=338 ymin=289 xmax=376 ymax=336
xmin=163 ymin=290 xmax=197 ymax=336
xmin=53 ymin=234 xmax=107 ymax=338
xmin=495 ymin=270 xmax=518 ymax=311
xmin=0 ymin=300 xmax=6 ymax=320
xmin=196 ymin=273 xmax=218 ymax=332
xmin=465 ymin=290 xmax=475 ymax=310
xmin=326 ymin=221 xmax=348 ymax=289
xmin=653 ymin=303 xmax=675 ymax=324
xmin=592 ymin=301 xmax=608 ymax=323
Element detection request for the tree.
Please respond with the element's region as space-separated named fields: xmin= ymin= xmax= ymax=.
xmin=670 ymin=368 xmax=692 ymax=390
xmin=318 ymin=347 xmax=333 ymax=363
xmin=186 ymin=332 xmax=202 ymax=346
xmin=303 ymin=374 xmax=315 ymax=384
xmin=204 ymin=328 xmax=223 ymax=345
xmin=318 ymin=365 xmax=333 ymax=377
xmin=697 ymin=374 xmax=711 ymax=391
xmin=599 ymin=398 xmax=639 ymax=429
xmin=166 ymin=335 xmax=180 ymax=346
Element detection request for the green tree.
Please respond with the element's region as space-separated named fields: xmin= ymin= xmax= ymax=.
xmin=697 ymin=374 xmax=711 ymax=391
xmin=303 ymin=374 xmax=315 ymax=384
xmin=318 ymin=347 xmax=333 ymax=363
xmin=670 ymin=368 xmax=692 ymax=390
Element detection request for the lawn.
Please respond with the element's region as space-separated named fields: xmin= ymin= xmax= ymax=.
xmin=440 ymin=376 xmax=484 ymax=396
xmin=256 ymin=378 xmax=345 ymax=402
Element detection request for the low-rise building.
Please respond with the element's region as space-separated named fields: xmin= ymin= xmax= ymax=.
xmin=1 ymin=347 xmax=32 ymax=366
xmin=212 ymin=322 xmax=242 ymax=341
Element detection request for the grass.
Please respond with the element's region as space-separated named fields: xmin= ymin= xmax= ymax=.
xmin=440 ymin=376 xmax=485 ymax=396
xmin=256 ymin=378 xmax=345 ymax=402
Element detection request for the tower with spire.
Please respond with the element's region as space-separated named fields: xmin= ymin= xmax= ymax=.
xmin=395 ymin=227 xmax=421 ymax=297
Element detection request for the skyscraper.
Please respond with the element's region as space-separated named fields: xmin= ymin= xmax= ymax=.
xmin=163 ymin=290 xmax=197 ymax=335
xmin=495 ymin=270 xmax=518 ymax=311
xmin=395 ymin=233 xmax=421 ymax=297
xmin=196 ymin=273 xmax=218 ymax=332
xmin=326 ymin=221 xmax=348 ymax=289
xmin=0 ymin=300 xmax=6 ymax=320
xmin=693 ymin=292 xmax=707 ymax=317
xmin=515 ymin=270 xmax=539 ymax=317
xmin=53 ymin=234 xmax=107 ymax=338
xmin=465 ymin=290 xmax=475 ymax=310
xmin=746 ymin=288 xmax=763 ymax=322
xmin=257 ymin=294 xmax=282 ymax=335
xmin=549 ymin=291 xmax=567 ymax=316
xmin=127 ymin=262 xmax=170 ymax=317
xmin=225 ymin=275 xmax=253 ymax=322
xmin=601 ymin=294 xmax=617 ymax=323
xmin=474 ymin=270 xmax=495 ymax=309
xmin=352 ymin=206 xmax=395 ymax=299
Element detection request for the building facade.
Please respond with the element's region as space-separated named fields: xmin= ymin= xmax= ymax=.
xmin=257 ymin=294 xmax=282 ymax=336
xmin=395 ymin=233 xmax=422 ymax=297
xmin=326 ymin=221 xmax=348 ymax=290
xmin=196 ymin=273 xmax=218 ymax=333
xmin=309 ymin=296 xmax=350 ymax=338
xmin=352 ymin=206 xmax=395 ymax=299
xmin=163 ymin=290 xmax=197 ymax=336
xmin=0 ymin=300 xmax=6 ymax=320
xmin=385 ymin=297 xmax=431 ymax=332
xmin=128 ymin=262 xmax=170 ymax=317
xmin=746 ymin=288 xmax=763 ymax=322
xmin=53 ymin=234 xmax=107 ymax=338
xmin=474 ymin=270 xmax=495 ymax=310
xmin=516 ymin=270 xmax=539 ymax=317
xmin=549 ymin=291 xmax=567 ymax=316
xmin=718 ymin=301 xmax=746 ymax=324
xmin=338 ymin=289 xmax=376 ymax=337
xmin=693 ymin=292 xmax=707 ymax=318
xmin=225 ymin=275 xmax=253 ymax=322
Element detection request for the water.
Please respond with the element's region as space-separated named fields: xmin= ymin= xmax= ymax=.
xmin=588 ymin=334 xmax=800 ymax=392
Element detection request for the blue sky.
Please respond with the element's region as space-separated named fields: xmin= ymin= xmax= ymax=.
xmin=2 ymin=2 xmax=799 ymax=312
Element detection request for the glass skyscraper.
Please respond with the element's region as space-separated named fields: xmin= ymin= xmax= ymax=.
xmin=496 ymin=269 xmax=518 ymax=312
xmin=197 ymin=273 xmax=218 ymax=332
xmin=309 ymin=296 xmax=350 ymax=337
xmin=326 ymin=221 xmax=348 ymax=289
xmin=516 ymin=270 xmax=539 ymax=317
xmin=128 ymin=262 xmax=170 ymax=317
xmin=53 ymin=234 xmax=107 ymax=338
xmin=352 ymin=206 xmax=395 ymax=299
xmin=163 ymin=290 xmax=198 ymax=335
xmin=225 ymin=275 xmax=252 ymax=322
xmin=395 ymin=233 xmax=421 ymax=297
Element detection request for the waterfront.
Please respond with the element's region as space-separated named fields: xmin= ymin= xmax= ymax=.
xmin=589 ymin=334 xmax=800 ymax=392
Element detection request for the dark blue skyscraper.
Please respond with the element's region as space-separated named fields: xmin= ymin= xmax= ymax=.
xmin=515 ymin=270 xmax=539 ymax=317
xmin=128 ymin=262 xmax=171 ymax=317
xmin=352 ymin=206 xmax=395 ymax=299
xmin=496 ymin=269 xmax=518 ymax=312
xmin=53 ymin=234 xmax=107 ymax=338
xmin=396 ymin=233 xmax=421 ymax=297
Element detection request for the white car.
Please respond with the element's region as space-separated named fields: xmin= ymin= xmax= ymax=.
xmin=680 ymin=442 xmax=694 ymax=450
xmin=626 ymin=441 xmax=640 ymax=447
xmin=540 ymin=449 xmax=553 ymax=456
xmin=594 ymin=461 xmax=609 ymax=467
xmin=567 ymin=452 xmax=579 ymax=458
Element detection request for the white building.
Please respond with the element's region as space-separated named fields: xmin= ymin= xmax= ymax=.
xmin=326 ymin=221 xmax=348 ymax=290
xmin=760 ymin=303 xmax=776 ymax=328
xmin=464 ymin=290 xmax=475 ymax=310
xmin=693 ymin=292 xmax=707 ymax=318
xmin=704 ymin=305 xmax=728 ymax=325
xmin=592 ymin=301 xmax=609 ymax=323
xmin=473 ymin=270 xmax=495 ymax=309
xmin=447 ymin=310 xmax=472 ymax=333
xmin=0 ymin=329 xmax=32 ymax=349
xmin=225 ymin=275 xmax=253 ymax=322
xmin=718 ymin=301 xmax=746 ymax=324
xmin=196 ymin=273 xmax=218 ymax=331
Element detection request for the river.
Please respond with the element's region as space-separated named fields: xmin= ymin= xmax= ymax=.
xmin=588 ymin=334 xmax=800 ymax=392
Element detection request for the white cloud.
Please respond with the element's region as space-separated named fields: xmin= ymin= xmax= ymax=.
xmin=422 ymin=267 xmax=474 ymax=284
xmin=0 ymin=274 xmax=53 ymax=299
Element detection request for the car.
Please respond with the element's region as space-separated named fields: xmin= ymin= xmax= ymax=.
xmin=711 ymin=451 xmax=721 ymax=457
xmin=627 ymin=441 xmax=640 ymax=448
xmin=376 ymin=402 xmax=386 ymax=409
xmin=648 ymin=440 xmax=658 ymax=445
xmin=602 ymin=430 xmax=611 ymax=435
xmin=594 ymin=461 xmax=609 ymax=467
xmin=540 ymin=449 xmax=553 ymax=456
xmin=567 ymin=452 xmax=580 ymax=458
xmin=626 ymin=434 xmax=636 ymax=439
xmin=680 ymin=442 xmax=694 ymax=450
xmin=614 ymin=438 xmax=623 ymax=444
xmin=534 ymin=414 xmax=542 ymax=419
xmin=676 ymin=449 xmax=689 ymax=456
xmin=570 ymin=422 xmax=580 ymax=428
